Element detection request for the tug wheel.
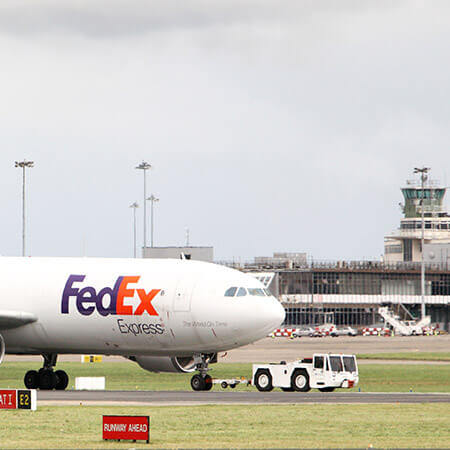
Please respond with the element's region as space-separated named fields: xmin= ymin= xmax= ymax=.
xmin=254 ymin=369 xmax=273 ymax=392
xmin=291 ymin=369 xmax=310 ymax=392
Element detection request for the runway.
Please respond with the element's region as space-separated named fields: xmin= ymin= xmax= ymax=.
xmin=37 ymin=390 xmax=450 ymax=405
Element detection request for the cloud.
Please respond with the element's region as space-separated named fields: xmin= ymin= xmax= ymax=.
xmin=0 ymin=0 xmax=403 ymax=38
xmin=1 ymin=1 xmax=450 ymax=260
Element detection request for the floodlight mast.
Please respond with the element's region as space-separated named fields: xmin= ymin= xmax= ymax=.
xmin=414 ymin=166 xmax=430 ymax=320
xmin=129 ymin=202 xmax=139 ymax=258
xmin=135 ymin=161 xmax=151 ymax=256
xmin=147 ymin=194 xmax=159 ymax=248
xmin=15 ymin=160 xmax=34 ymax=257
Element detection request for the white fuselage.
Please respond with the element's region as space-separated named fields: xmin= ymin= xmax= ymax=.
xmin=1 ymin=257 xmax=285 ymax=357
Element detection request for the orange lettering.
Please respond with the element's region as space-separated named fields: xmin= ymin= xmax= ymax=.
xmin=116 ymin=276 xmax=140 ymax=315
xmin=135 ymin=289 xmax=160 ymax=316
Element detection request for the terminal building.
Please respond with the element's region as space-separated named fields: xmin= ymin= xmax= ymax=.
xmin=221 ymin=176 xmax=450 ymax=331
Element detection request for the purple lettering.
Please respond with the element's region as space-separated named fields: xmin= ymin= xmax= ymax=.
xmin=61 ymin=275 xmax=85 ymax=314
xmin=76 ymin=286 xmax=97 ymax=316
xmin=96 ymin=277 xmax=123 ymax=316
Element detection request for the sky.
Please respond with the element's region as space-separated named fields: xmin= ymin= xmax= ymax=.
xmin=1 ymin=0 xmax=450 ymax=262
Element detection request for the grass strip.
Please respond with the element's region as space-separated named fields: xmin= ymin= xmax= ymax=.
xmin=0 ymin=404 xmax=448 ymax=449
xmin=357 ymin=352 xmax=450 ymax=361
xmin=1 ymin=362 xmax=449 ymax=392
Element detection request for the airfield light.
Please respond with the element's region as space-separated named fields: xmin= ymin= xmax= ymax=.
xmin=146 ymin=194 xmax=159 ymax=248
xmin=414 ymin=166 xmax=430 ymax=320
xmin=15 ymin=159 xmax=34 ymax=257
xmin=129 ymin=202 xmax=139 ymax=258
xmin=135 ymin=161 xmax=152 ymax=254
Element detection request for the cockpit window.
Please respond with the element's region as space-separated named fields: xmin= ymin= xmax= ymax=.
xmin=224 ymin=287 xmax=237 ymax=297
xmin=248 ymin=288 xmax=266 ymax=297
xmin=226 ymin=287 xmax=267 ymax=297
xmin=236 ymin=287 xmax=247 ymax=297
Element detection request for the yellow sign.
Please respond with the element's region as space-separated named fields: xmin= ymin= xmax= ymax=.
xmin=81 ymin=355 xmax=103 ymax=363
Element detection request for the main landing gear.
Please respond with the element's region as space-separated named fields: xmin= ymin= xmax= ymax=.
xmin=24 ymin=353 xmax=69 ymax=390
xmin=190 ymin=353 xmax=216 ymax=391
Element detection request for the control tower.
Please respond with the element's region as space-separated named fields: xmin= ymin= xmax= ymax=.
xmin=384 ymin=173 xmax=450 ymax=262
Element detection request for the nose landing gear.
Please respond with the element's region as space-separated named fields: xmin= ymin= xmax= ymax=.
xmin=24 ymin=353 xmax=69 ymax=390
xmin=190 ymin=353 xmax=215 ymax=391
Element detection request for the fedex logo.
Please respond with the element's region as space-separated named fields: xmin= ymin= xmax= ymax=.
xmin=61 ymin=275 xmax=160 ymax=317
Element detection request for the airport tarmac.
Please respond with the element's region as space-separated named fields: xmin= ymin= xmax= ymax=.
xmin=38 ymin=390 xmax=450 ymax=406
xmin=221 ymin=335 xmax=450 ymax=363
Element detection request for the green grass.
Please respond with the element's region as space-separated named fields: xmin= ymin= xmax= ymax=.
xmin=357 ymin=352 xmax=450 ymax=361
xmin=1 ymin=361 xmax=449 ymax=392
xmin=355 ymin=364 xmax=450 ymax=392
xmin=0 ymin=404 xmax=448 ymax=448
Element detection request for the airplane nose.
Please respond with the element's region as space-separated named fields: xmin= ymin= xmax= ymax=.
xmin=272 ymin=297 xmax=286 ymax=327
xmin=259 ymin=297 xmax=285 ymax=332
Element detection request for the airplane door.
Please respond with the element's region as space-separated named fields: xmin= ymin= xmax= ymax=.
xmin=173 ymin=276 xmax=196 ymax=312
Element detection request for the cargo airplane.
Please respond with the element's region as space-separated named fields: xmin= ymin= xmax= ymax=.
xmin=0 ymin=257 xmax=285 ymax=391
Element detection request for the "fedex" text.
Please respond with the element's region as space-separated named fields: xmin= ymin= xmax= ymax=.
xmin=61 ymin=275 xmax=160 ymax=317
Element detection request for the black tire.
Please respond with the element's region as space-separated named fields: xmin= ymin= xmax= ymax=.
xmin=55 ymin=370 xmax=69 ymax=390
xmin=24 ymin=370 xmax=39 ymax=389
xmin=254 ymin=369 xmax=273 ymax=392
xmin=39 ymin=369 xmax=57 ymax=390
xmin=191 ymin=374 xmax=206 ymax=391
xmin=291 ymin=369 xmax=310 ymax=392
xmin=319 ymin=387 xmax=335 ymax=392
xmin=204 ymin=375 xmax=213 ymax=391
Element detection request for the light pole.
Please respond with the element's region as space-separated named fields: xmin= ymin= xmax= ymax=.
xmin=147 ymin=194 xmax=159 ymax=248
xmin=135 ymin=161 xmax=151 ymax=254
xmin=414 ymin=166 xmax=430 ymax=320
xmin=15 ymin=159 xmax=34 ymax=257
xmin=129 ymin=202 xmax=139 ymax=258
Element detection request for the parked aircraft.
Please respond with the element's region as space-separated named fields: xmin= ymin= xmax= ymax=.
xmin=0 ymin=257 xmax=285 ymax=391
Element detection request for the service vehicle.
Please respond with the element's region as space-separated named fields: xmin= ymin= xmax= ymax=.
xmin=330 ymin=326 xmax=357 ymax=337
xmin=290 ymin=327 xmax=315 ymax=338
xmin=252 ymin=353 xmax=358 ymax=392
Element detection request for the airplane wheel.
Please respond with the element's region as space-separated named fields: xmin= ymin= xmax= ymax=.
xmin=24 ymin=370 xmax=39 ymax=389
xmin=55 ymin=370 xmax=69 ymax=390
xmin=204 ymin=375 xmax=213 ymax=391
xmin=254 ymin=369 xmax=273 ymax=392
xmin=39 ymin=369 xmax=57 ymax=390
xmin=291 ymin=369 xmax=310 ymax=392
xmin=319 ymin=387 xmax=335 ymax=392
xmin=191 ymin=374 xmax=206 ymax=391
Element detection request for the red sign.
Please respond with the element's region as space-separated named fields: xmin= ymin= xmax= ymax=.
xmin=103 ymin=415 xmax=149 ymax=443
xmin=0 ymin=390 xmax=17 ymax=409
xmin=0 ymin=389 xmax=35 ymax=410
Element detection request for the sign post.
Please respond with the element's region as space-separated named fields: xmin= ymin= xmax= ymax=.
xmin=0 ymin=389 xmax=36 ymax=410
xmin=103 ymin=415 xmax=150 ymax=444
